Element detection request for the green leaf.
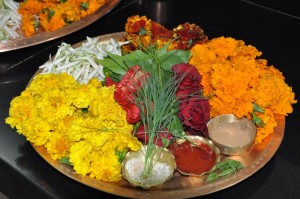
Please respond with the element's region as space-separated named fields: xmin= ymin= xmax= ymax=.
xmin=98 ymin=40 xmax=191 ymax=85
xmin=131 ymin=122 xmax=141 ymax=136
xmin=253 ymin=103 xmax=264 ymax=113
xmin=219 ymin=169 xmax=234 ymax=177
xmin=162 ymin=138 xmax=171 ymax=148
xmin=217 ymin=163 xmax=231 ymax=171
xmin=110 ymin=74 xmax=122 ymax=83
xmin=81 ymin=108 xmax=88 ymax=113
xmin=252 ymin=112 xmax=265 ymax=128
xmin=215 ymin=160 xmax=230 ymax=170
xmin=42 ymin=8 xmax=49 ymax=14
xmin=107 ymin=52 xmax=131 ymax=69
xmin=206 ymin=172 xmax=218 ymax=182
xmin=47 ymin=10 xmax=55 ymax=21
xmin=159 ymin=50 xmax=191 ymax=71
xmin=227 ymin=159 xmax=243 ymax=170
xmin=157 ymin=42 xmax=169 ymax=57
xmin=98 ymin=59 xmax=126 ymax=76
xmin=101 ymin=52 xmax=128 ymax=70
xmin=236 ymin=163 xmax=244 ymax=169
xmin=139 ymin=28 xmax=147 ymax=36
xmin=59 ymin=157 xmax=72 ymax=166
xmin=115 ymin=148 xmax=128 ymax=163
xmin=34 ymin=19 xmax=39 ymax=28
xmin=81 ymin=2 xmax=89 ymax=10
xmin=168 ymin=115 xmax=184 ymax=137
xmin=205 ymin=159 xmax=243 ymax=183
xmin=123 ymin=50 xmax=153 ymax=70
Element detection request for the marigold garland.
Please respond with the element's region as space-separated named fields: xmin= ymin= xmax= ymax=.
xmin=5 ymin=73 xmax=142 ymax=182
xmin=189 ymin=36 xmax=297 ymax=143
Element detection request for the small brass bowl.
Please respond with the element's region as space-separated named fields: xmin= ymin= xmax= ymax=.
xmin=168 ymin=135 xmax=220 ymax=176
xmin=122 ymin=145 xmax=176 ymax=189
xmin=207 ymin=114 xmax=257 ymax=155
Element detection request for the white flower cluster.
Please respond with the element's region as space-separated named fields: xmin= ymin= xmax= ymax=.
xmin=0 ymin=0 xmax=21 ymax=42
xmin=40 ymin=37 xmax=127 ymax=84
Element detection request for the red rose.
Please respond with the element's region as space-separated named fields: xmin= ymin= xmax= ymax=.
xmin=178 ymin=96 xmax=210 ymax=137
xmin=172 ymin=63 xmax=203 ymax=99
xmin=135 ymin=124 xmax=174 ymax=147
xmin=113 ymin=66 xmax=149 ymax=124
xmin=105 ymin=77 xmax=117 ymax=87
xmin=172 ymin=63 xmax=210 ymax=136
xmin=125 ymin=103 xmax=141 ymax=124
xmin=176 ymin=85 xmax=202 ymax=100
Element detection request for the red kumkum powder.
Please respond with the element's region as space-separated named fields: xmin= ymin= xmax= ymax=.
xmin=168 ymin=141 xmax=217 ymax=174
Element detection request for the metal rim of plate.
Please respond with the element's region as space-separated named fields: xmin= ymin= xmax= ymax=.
xmin=30 ymin=32 xmax=286 ymax=199
xmin=0 ymin=0 xmax=121 ymax=53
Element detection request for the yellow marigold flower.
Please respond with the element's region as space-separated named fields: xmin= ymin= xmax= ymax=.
xmin=45 ymin=128 xmax=71 ymax=160
xmin=70 ymin=131 xmax=141 ymax=182
xmin=69 ymin=141 xmax=92 ymax=175
xmin=89 ymin=153 xmax=121 ymax=182
xmin=6 ymin=73 xmax=142 ymax=181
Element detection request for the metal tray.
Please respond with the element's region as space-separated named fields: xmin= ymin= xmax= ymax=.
xmin=30 ymin=32 xmax=285 ymax=199
xmin=0 ymin=0 xmax=121 ymax=53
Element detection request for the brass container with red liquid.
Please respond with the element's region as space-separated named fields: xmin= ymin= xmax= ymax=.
xmin=168 ymin=135 xmax=220 ymax=176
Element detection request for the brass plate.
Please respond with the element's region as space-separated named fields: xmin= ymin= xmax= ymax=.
xmin=0 ymin=0 xmax=121 ymax=53
xmin=30 ymin=32 xmax=285 ymax=199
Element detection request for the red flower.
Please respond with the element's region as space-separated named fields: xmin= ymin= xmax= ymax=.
xmin=105 ymin=77 xmax=117 ymax=87
xmin=111 ymin=66 xmax=149 ymax=124
xmin=172 ymin=63 xmax=210 ymax=137
xmin=178 ymin=96 xmax=210 ymax=136
xmin=125 ymin=104 xmax=141 ymax=124
xmin=135 ymin=124 xmax=174 ymax=147
xmin=172 ymin=63 xmax=203 ymax=99
xmin=172 ymin=23 xmax=208 ymax=50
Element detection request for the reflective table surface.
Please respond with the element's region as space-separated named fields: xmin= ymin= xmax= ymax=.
xmin=1 ymin=0 xmax=300 ymax=198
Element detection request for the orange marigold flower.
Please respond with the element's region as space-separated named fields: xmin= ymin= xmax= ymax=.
xmin=39 ymin=8 xmax=66 ymax=32
xmin=18 ymin=0 xmax=105 ymax=36
xmin=252 ymin=65 xmax=297 ymax=115
xmin=79 ymin=0 xmax=105 ymax=18
xmin=172 ymin=22 xmax=208 ymax=50
xmin=125 ymin=15 xmax=152 ymax=34
xmin=121 ymin=15 xmax=208 ymax=53
xmin=21 ymin=15 xmax=37 ymax=37
xmin=18 ymin=0 xmax=43 ymax=16
xmin=255 ymin=108 xmax=278 ymax=144
xmin=189 ymin=36 xmax=297 ymax=144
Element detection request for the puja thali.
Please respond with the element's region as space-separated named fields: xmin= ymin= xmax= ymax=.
xmin=30 ymin=32 xmax=285 ymax=199
xmin=0 ymin=0 xmax=120 ymax=53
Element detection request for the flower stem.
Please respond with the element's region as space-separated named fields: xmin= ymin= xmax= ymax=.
xmin=142 ymin=144 xmax=156 ymax=178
